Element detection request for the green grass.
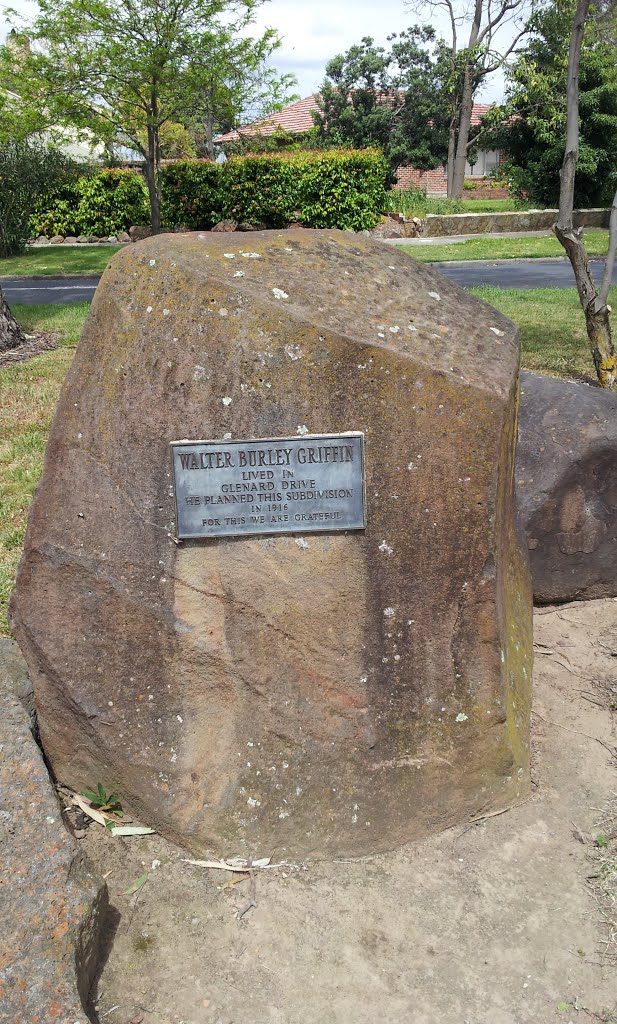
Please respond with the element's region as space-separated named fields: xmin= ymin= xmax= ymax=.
xmin=0 ymin=289 xmax=613 ymax=635
xmin=12 ymin=302 xmax=92 ymax=347
xmin=405 ymin=230 xmax=609 ymax=262
xmin=471 ymin=285 xmax=617 ymax=380
xmin=460 ymin=198 xmax=534 ymax=213
xmin=0 ymin=301 xmax=91 ymax=633
xmin=388 ymin=190 xmax=534 ymax=218
xmin=0 ymin=245 xmax=122 ymax=277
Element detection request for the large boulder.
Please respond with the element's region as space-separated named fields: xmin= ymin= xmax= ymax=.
xmin=517 ymin=370 xmax=617 ymax=603
xmin=0 ymin=639 xmax=106 ymax=1023
xmin=10 ymin=229 xmax=532 ymax=860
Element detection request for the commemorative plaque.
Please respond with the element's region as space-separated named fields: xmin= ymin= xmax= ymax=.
xmin=171 ymin=432 xmax=365 ymax=539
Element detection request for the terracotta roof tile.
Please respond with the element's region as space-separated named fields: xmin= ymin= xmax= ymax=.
xmin=215 ymin=96 xmax=492 ymax=144
xmin=215 ymin=96 xmax=318 ymax=143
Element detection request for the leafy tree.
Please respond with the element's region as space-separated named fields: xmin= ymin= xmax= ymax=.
xmin=313 ymin=30 xmax=451 ymax=180
xmin=486 ymin=0 xmax=617 ymax=207
xmin=0 ymin=139 xmax=81 ymax=255
xmin=138 ymin=122 xmax=197 ymax=160
xmin=406 ymin=0 xmax=540 ymax=197
xmin=0 ymin=0 xmax=296 ymax=232
xmin=219 ymin=126 xmax=322 ymax=157
xmin=187 ymin=26 xmax=299 ymax=159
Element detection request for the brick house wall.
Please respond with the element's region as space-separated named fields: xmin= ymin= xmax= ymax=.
xmin=394 ymin=165 xmax=448 ymax=193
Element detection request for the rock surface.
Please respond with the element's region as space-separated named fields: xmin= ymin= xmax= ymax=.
xmin=128 ymin=225 xmax=153 ymax=241
xmin=10 ymin=229 xmax=532 ymax=860
xmin=517 ymin=371 xmax=617 ymax=602
xmin=0 ymin=639 xmax=106 ymax=1023
xmin=211 ymin=219 xmax=238 ymax=232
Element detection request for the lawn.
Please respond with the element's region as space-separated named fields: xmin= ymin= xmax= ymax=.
xmin=0 ymin=244 xmax=122 ymax=277
xmin=470 ymin=285 xmax=617 ymax=380
xmin=406 ymin=230 xmax=609 ymax=263
xmin=0 ymin=289 xmax=613 ymax=635
xmin=388 ymin=193 xmax=535 ymax=218
xmin=460 ymin=198 xmax=534 ymax=213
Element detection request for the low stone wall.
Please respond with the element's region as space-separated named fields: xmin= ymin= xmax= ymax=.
xmin=421 ymin=208 xmax=611 ymax=237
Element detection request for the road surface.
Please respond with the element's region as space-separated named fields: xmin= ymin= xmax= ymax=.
xmin=1 ymin=258 xmax=616 ymax=304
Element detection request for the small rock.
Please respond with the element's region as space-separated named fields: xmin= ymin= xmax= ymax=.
xmin=97 ymin=235 xmax=109 ymax=243
xmin=108 ymin=235 xmax=118 ymax=243
xmin=116 ymin=231 xmax=130 ymax=243
xmin=211 ymin=219 xmax=237 ymax=232
xmin=129 ymin=225 xmax=153 ymax=241
xmin=64 ymin=236 xmax=78 ymax=244
xmin=370 ymin=217 xmax=404 ymax=240
xmin=35 ymin=235 xmax=49 ymax=245
xmin=76 ymin=235 xmax=89 ymax=244
xmin=49 ymin=234 xmax=65 ymax=244
xmin=173 ymin=224 xmax=190 ymax=233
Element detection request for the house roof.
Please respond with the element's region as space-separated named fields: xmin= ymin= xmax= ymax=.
xmin=215 ymin=96 xmax=319 ymax=143
xmin=215 ymin=96 xmax=493 ymax=144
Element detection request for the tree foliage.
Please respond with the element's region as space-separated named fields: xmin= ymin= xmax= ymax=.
xmin=313 ymin=31 xmax=451 ymax=180
xmin=0 ymin=0 xmax=296 ymax=230
xmin=0 ymin=139 xmax=82 ymax=255
xmin=488 ymin=0 xmax=617 ymax=207
xmin=406 ymin=0 xmax=539 ymax=197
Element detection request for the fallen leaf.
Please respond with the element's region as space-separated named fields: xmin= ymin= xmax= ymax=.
xmin=110 ymin=825 xmax=155 ymax=836
xmin=71 ymin=793 xmax=108 ymax=826
xmin=182 ymin=856 xmax=273 ymax=871
xmin=221 ymin=874 xmax=250 ymax=890
xmin=124 ymin=872 xmax=148 ymax=896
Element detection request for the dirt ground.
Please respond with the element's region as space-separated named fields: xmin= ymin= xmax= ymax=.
xmin=80 ymin=599 xmax=617 ymax=1024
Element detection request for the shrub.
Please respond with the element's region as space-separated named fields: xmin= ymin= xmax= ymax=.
xmin=294 ymin=149 xmax=388 ymax=231
xmin=31 ymin=148 xmax=389 ymax=237
xmin=31 ymin=168 xmax=149 ymax=237
xmin=163 ymin=150 xmax=388 ymax=231
xmin=75 ymin=170 xmax=149 ymax=235
xmin=387 ymin=186 xmax=463 ymax=217
xmin=0 ymin=141 xmax=81 ymax=255
xmin=222 ymin=154 xmax=299 ymax=227
xmin=161 ymin=160 xmax=224 ymax=229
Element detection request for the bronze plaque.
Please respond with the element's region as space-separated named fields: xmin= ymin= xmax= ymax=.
xmin=171 ymin=432 xmax=365 ymax=539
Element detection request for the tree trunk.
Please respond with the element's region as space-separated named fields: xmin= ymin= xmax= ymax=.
xmin=555 ymin=224 xmax=616 ymax=387
xmin=0 ymin=285 xmax=25 ymax=353
xmin=450 ymin=67 xmax=475 ymax=198
xmin=204 ymin=110 xmax=215 ymax=161
xmin=446 ymin=122 xmax=457 ymax=197
xmin=554 ymin=0 xmax=616 ymax=387
xmin=145 ymin=126 xmax=162 ymax=233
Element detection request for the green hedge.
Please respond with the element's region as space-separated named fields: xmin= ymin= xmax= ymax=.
xmin=221 ymin=154 xmax=299 ymax=228
xmin=32 ymin=149 xmax=389 ymax=237
xmin=32 ymin=168 xmax=150 ymax=237
xmin=292 ymin=150 xmax=388 ymax=230
xmin=161 ymin=161 xmax=222 ymax=230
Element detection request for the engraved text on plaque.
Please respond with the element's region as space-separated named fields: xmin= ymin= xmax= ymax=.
xmin=171 ymin=432 xmax=365 ymax=539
